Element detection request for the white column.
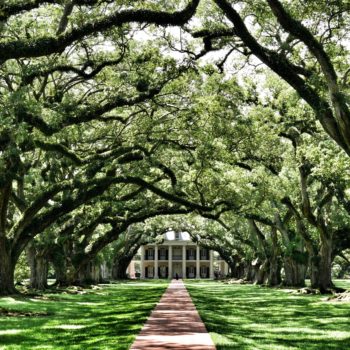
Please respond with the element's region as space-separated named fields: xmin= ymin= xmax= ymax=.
xmin=140 ymin=246 xmax=145 ymax=279
xmin=168 ymin=245 xmax=172 ymax=279
xmin=196 ymin=246 xmax=200 ymax=279
xmin=182 ymin=245 xmax=186 ymax=279
xmin=209 ymin=250 xmax=214 ymax=279
xmin=154 ymin=245 xmax=159 ymax=279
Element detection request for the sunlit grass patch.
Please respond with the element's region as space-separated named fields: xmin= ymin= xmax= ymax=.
xmin=186 ymin=279 xmax=350 ymax=350
xmin=0 ymin=330 xmax=23 ymax=336
xmin=49 ymin=324 xmax=87 ymax=330
xmin=0 ymin=280 xmax=168 ymax=350
xmin=0 ymin=297 xmax=27 ymax=305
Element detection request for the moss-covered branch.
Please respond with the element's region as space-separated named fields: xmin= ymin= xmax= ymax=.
xmin=213 ymin=0 xmax=348 ymax=154
xmin=0 ymin=1 xmax=200 ymax=61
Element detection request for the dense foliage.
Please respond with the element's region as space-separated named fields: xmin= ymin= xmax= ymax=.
xmin=0 ymin=0 xmax=349 ymax=295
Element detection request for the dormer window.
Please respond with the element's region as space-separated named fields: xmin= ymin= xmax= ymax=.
xmin=175 ymin=232 xmax=180 ymax=240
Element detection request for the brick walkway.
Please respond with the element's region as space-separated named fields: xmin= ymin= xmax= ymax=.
xmin=130 ymin=279 xmax=216 ymax=350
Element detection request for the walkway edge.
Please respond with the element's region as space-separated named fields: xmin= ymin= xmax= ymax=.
xmin=130 ymin=279 xmax=216 ymax=350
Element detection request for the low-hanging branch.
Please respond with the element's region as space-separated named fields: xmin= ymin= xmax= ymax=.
xmin=10 ymin=171 xmax=223 ymax=260
xmin=74 ymin=205 xmax=194 ymax=270
xmin=0 ymin=0 xmax=58 ymax=22
xmin=213 ymin=0 xmax=348 ymax=155
xmin=22 ymin=56 xmax=126 ymax=86
xmin=20 ymin=63 xmax=192 ymax=136
xmin=0 ymin=0 xmax=119 ymax=23
xmin=266 ymin=0 xmax=350 ymax=152
xmin=0 ymin=0 xmax=200 ymax=61
xmin=20 ymin=86 xmax=163 ymax=136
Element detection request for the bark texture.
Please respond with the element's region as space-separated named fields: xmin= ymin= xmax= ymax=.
xmin=0 ymin=238 xmax=17 ymax=295
xmin=26 ymin=243 xmax=49 ymax=290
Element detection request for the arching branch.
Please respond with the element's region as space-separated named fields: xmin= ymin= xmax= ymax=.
xmin=0 ymin=1 xmax=200 ymax=61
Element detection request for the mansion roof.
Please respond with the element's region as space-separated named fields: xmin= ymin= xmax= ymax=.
xmin=163 ymin=231 xmax=191 ymax=241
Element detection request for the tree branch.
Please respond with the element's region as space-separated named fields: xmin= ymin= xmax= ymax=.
xmin=213 ymin=0 xmax=348 ymax=154
xmin=0 ymin=1 xmax=200 ymax=61
xmin=56 ymin=1 xmax=75 ymax=36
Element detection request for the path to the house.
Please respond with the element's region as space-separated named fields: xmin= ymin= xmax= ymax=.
xmin=130 ymin=279 xmax=216 ymax=350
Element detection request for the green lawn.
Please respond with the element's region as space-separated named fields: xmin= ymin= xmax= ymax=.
xmin=186 ymin=280 xmax=350 ymax=350
xmin=1 ymin=279 xmax=349 ymax=350
xmin=0 ymin=281 xmax=168 ymax=350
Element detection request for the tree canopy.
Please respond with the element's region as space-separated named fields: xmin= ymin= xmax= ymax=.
xmin=0 ymin=0 xmax=349 ymax=295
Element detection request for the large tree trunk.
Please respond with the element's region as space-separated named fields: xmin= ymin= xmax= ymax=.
xmin=283 ymin=256 xmax=306 ymax=287
xmin=319 ymin=236 xmax=333 ymax=290
xmin=310 ymin=235 xmax=333 ymax=292
xmin=53 ymin=262 xmax=69 ymax=286
xmin=228 ymin=261 xmax=238 ymax=278
xmin=112 ymin=256 xmax=133 ymax=279
xmin=268 ymin=255 xmax=281 ymax=286
xmin=245 ymin=258 xmax=265 ymax=284
xmin=236 ymin=262 xmax=246 ymax=279
xmin=268 ymin=229 xmax=282 ymax=286
xmin=309 ymin=255 xmax=320 ymax=288
xmin=30 ymin=257 xmax=48 ymax=290
xmin=245 ymin=260 xmax=256 ymax=282
xmin=75 ymin=262 xmax=101 ymax=285
xmin=49 ymin=247 xmax=69 ymax=286
xmin=112 ymin=262 xmax=128 ymax=279
xmin=77 ymin=263 xmax=93 ymax=285
xmin=228 ymin=256 xmax=246 ymax=279
xmin=26 ymin=244 xmax=48 ymax=290
xmin=255 ymin=259 xmax=269 ymax=285
xmin=0 ymin=238 xmax=17 ymax=295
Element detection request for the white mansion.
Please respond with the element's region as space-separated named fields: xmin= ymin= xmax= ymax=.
xmin=128 ymin=231 xmax=229 ymax=279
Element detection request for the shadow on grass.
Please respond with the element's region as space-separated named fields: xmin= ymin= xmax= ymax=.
xmin=186 ymin=280 xmax=350 ymax=350
xmin=0 ymin=281 xmax=168 ymax=350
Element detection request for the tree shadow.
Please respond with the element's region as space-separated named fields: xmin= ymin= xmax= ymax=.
xmin=187 ymin=281 xmax=350 ymax=350
xmin=0 ymin=281 xmax=168 ymax=349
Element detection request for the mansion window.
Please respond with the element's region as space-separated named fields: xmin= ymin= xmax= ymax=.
xmin=200 ymin=249 xmax=208 ymax=260
xmin=147 ymin=248 xmax=154 ymax=260
xmin=159 ymin=266 xmax=167 ymax=278
xmin=200 ymin=266 xmax=208 ymax=278
xmin=188 ymin=249 xmax=196 ymax=260
xmin=147 ymin=266 xmax=154 ymax=277
xmin=188 ymin=266 xmax=195 ymax=278
xmin=159 ymin=248 xmax=167 ymax=260
xmin=173 ymin=247 xmax=182 ymax=260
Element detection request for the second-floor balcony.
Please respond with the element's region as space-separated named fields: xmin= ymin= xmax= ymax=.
xmin=145 ymin=255 xmax=168 ymax=261
xmin=172 ymin=255 xmax=183 ymax=260
xmin=143 ymin=254 xmax=210 ymax=261
xmin=143 ymin=248 xmax=210 ymax=261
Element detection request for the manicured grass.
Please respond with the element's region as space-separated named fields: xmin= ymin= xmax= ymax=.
xmin=0 ymin=280 xmax=168 ymax=350
xmin=186 ymin=280 xmax=350 ymax=350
